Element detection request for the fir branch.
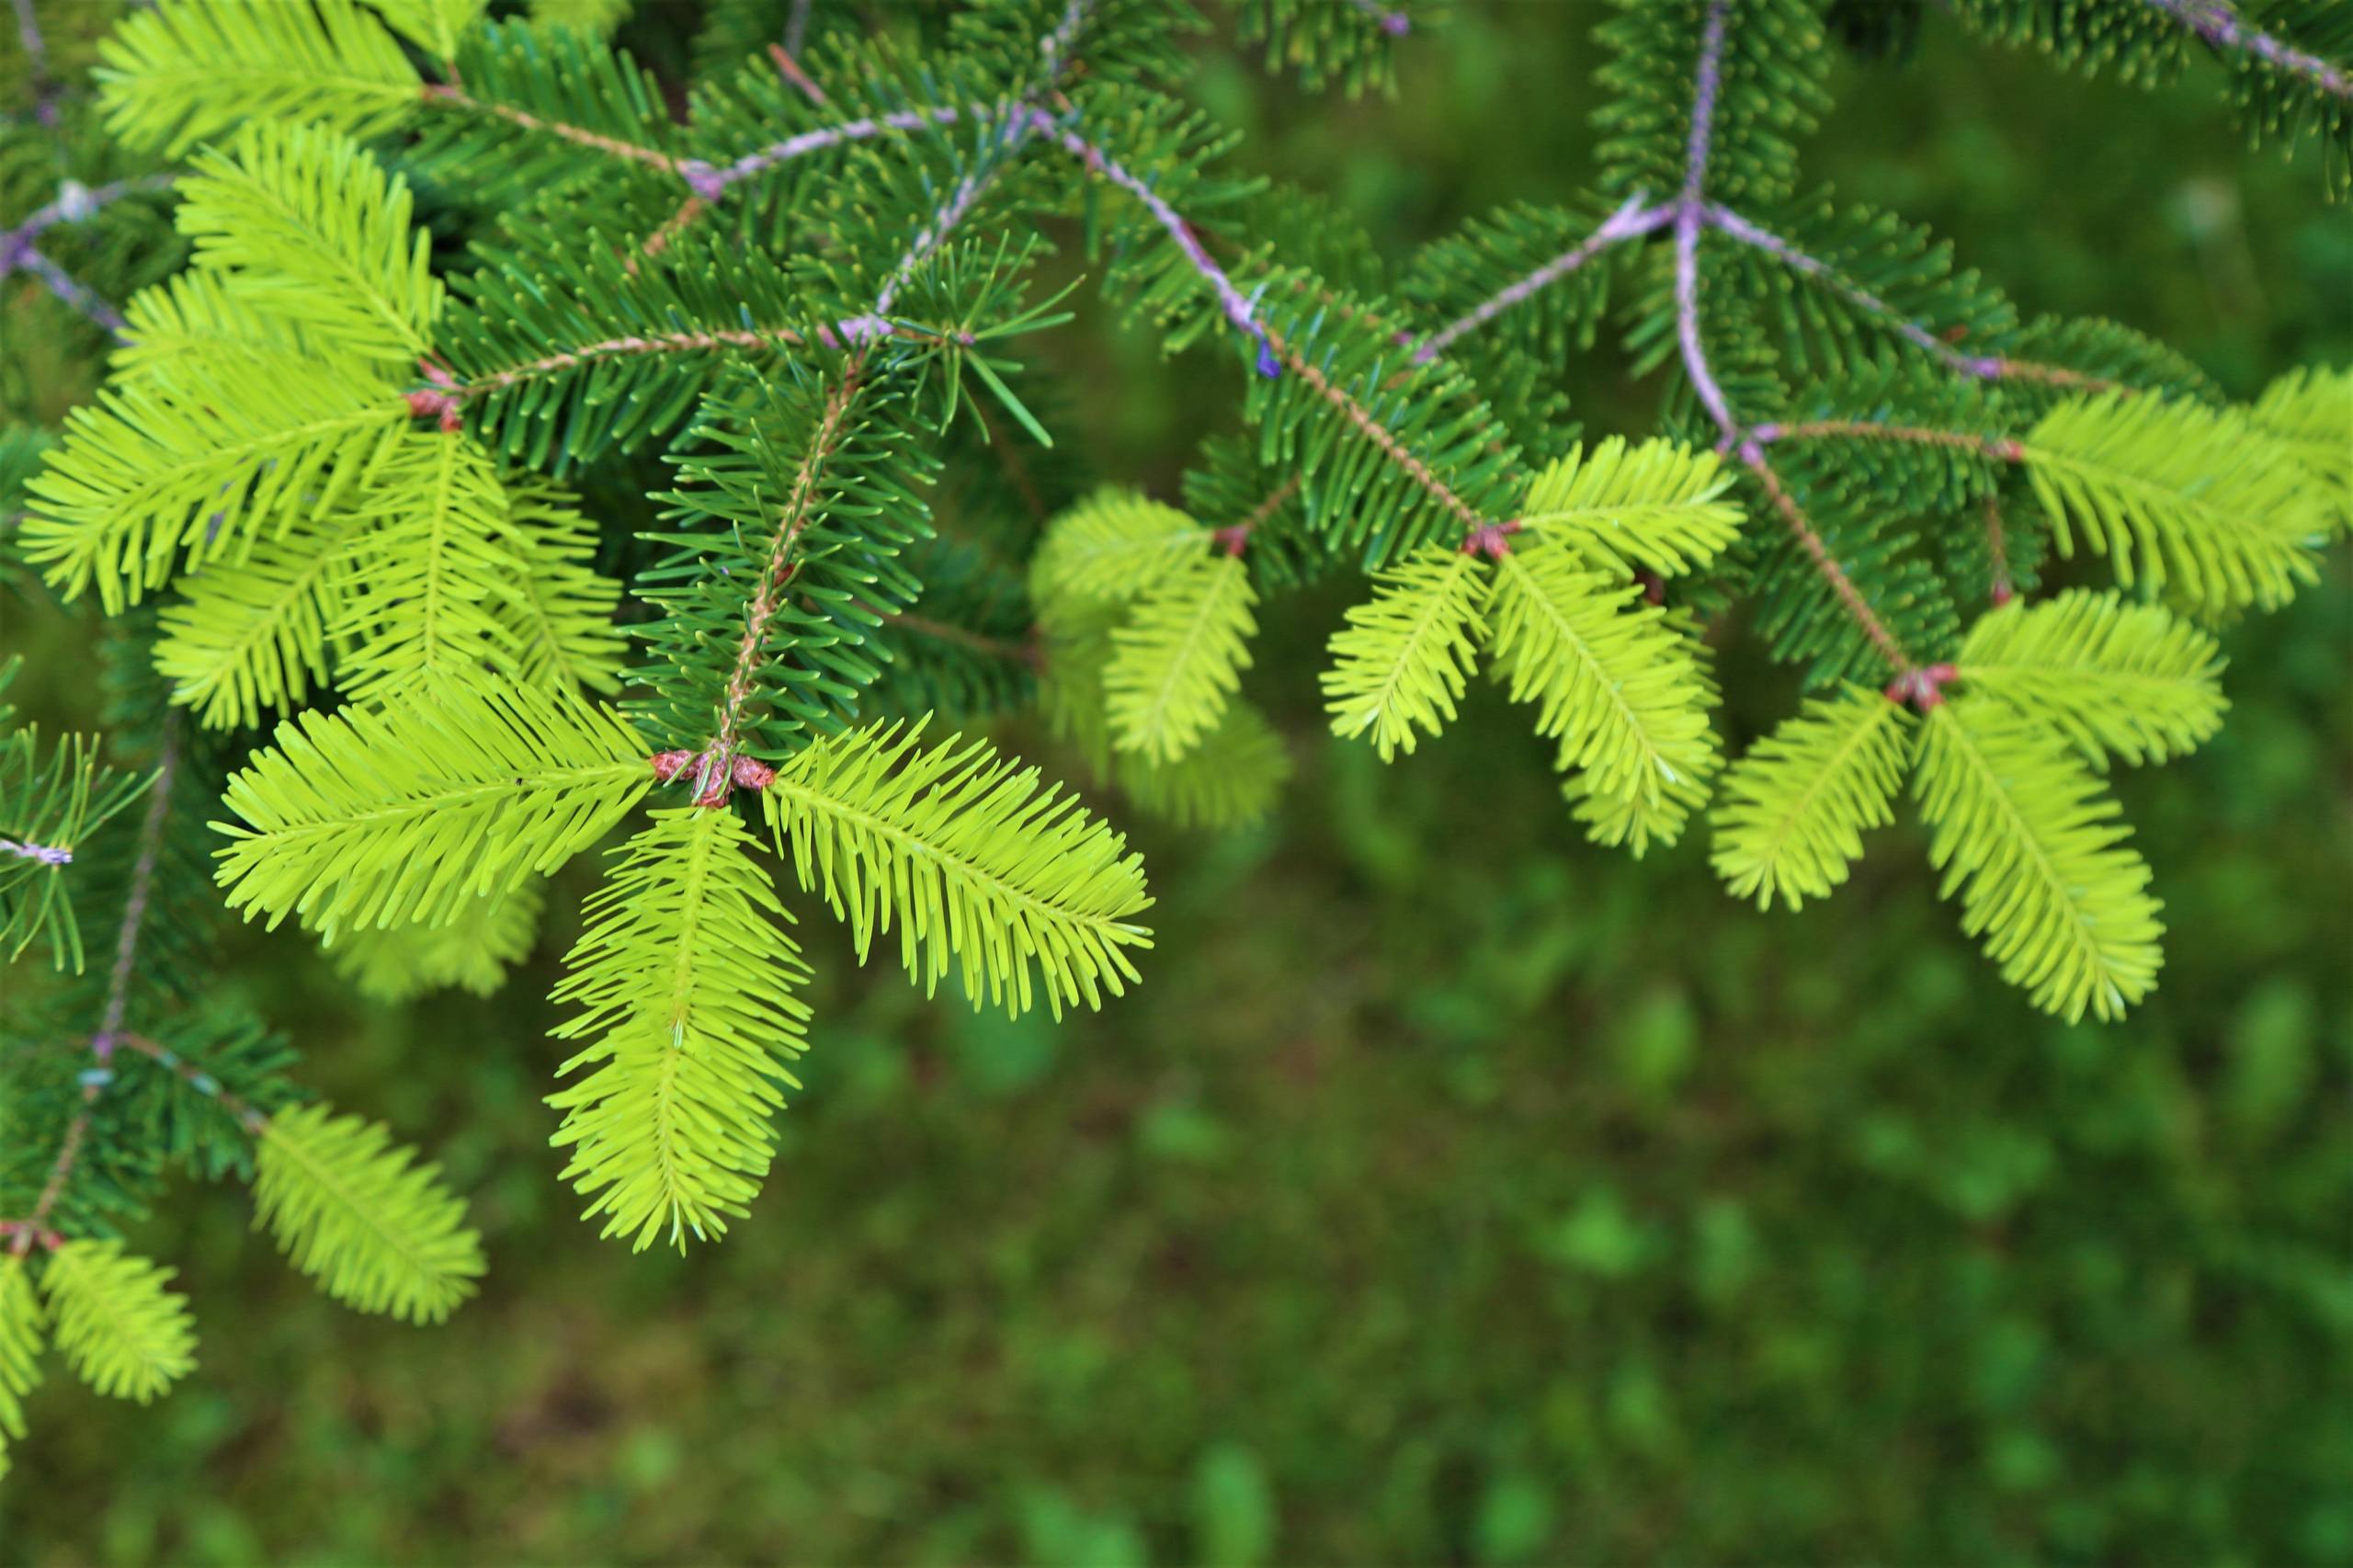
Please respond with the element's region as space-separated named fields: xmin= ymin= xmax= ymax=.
xmin=1704 ymin=203 xmax=1979 ymax=368
xmin=1737 ymin=440 xmax=1916 ymax=674
xmin=93 ymin=725 xmax=176 ymax=1066
xmin=1701 ymin=204 xmax=2132 ymax=392
xmin=442 ymin=319 xmax=904 ymax=408
xmin=9 ymin=249 xmax=128 ymax=337
xmin=421 ymin=81 xmax=687 ymax=176
xmin=1411 ymin=194 xmax=1673 ymax=366
xmin=1673 ymin=3 xmax=1741 ymax=438
xmin=2142 ymin=0 xmax=2351 ymax=101
xmin=759 ymin=721 xmax=1153 ymax=1018
xmin=1748 ymin=418 xmax=2025 ymax=460
xmin=0 ymin=176 xmax=176 ymax=267
xmin=691 ymin=374 xmax=863 ymax=804
xmin=681 ymin=106 xmax=966 ymax=199
xmin=1028 ymin=108 xmax=1273 ymax=361
xmin=1258 ymin=318 xmax=1494 ymax=537
xmin=7 ymin=723 xmax=176 ymax=1251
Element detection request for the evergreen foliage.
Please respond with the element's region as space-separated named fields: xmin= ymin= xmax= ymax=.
xmin=253 ymin=1103 xmax=487 ymax=1321
xmin=2 ymin=0 xmax=2345 ymax=1473
xmin=548 ymin=808 xmax=813 ymax=1253
xmin=36 ymin=1240 xmax=198 ymax=1404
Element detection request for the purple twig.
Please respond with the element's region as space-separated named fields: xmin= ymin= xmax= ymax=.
xmin=2143 ymin=0 xmax=2351 ymax=101
xmin=870 ymin=120 xmax=1022 ymax=317
xmin=679 ymin=107 xmax=963 ymax=201
xmin=868 ymin=0 xmax=1097 ymax=317
xmin=1027 ymin=108 xmax=1276 ymax=369
xmin=1674 ymin=1 xmax=1738 ymax=440
xmin=0 ymin=836 xmax=72 ymax=866
xmin=1410 ymin=194 xmax=1674 ymax=365
xmin=13 ymin=247 xmax=127 ymax=335
xmin=1680 ymin=0 xmax=1731 ymax=208
xmin=1703 ymin=203 xmax=1965 ymax=363
xmin=1 ymin=175 xmax=174 ymax=339
xmin=1346 ymin=0 xmax=1412 ymax=37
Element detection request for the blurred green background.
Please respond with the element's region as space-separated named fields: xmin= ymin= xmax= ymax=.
xmin=5 ymin=3 xmax=2350 ymax=1563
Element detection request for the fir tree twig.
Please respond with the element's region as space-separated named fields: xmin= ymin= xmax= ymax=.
xmin=2143 ymin=0 xmax=2352 ymax=100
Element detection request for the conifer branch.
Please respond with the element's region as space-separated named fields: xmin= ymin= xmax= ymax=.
xmin=771 ymin=37 xmax=824 ymax=101
xmin=1737 ymin=440 xmax=1915 ymax=674
xmin=8 ymin=250 xmax=128 ymax=337
xmin=437 ymin=318 xmax=909 ymax=408
xmin=1702 ymin=205 xmax=2128 ymax=392
xmin=2143 ymin=0 xmax=2352 ymax=101
xmin=1259 ymin=320 xmax=1494 ymax=536
xmin=1029 ymin=109 xmax=1274 ymax=361
xmin=114 ymin=1034 xmax=267 ymax=1134
xmin=681 ymin=106 xmax=966 ymax=200
xmin=1748 ymin=418 xmax=2025 ymax=460
xmin=692 ymin=374 xmax=863 ymax=804
xmin=1411 ymin=194 xmax=1673 ymax=366
xmin=420 ymin=81 xmax=685 ymax=175
xmin=8 ymin=722 xmax=182 ymax=1250
xmin=1674 ymin=3 xmax=1740 ymax=439
xmin=1704 ymin=202 xmax=1972 ymax=364
xmin=0 ymin=176 xmax=176 ymax=262
xmin=93 ymin=722 xmax=176 ymax=1066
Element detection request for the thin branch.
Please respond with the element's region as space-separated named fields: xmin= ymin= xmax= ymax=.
xmin=773 ymin=36 xmax=821 ymax=99
xmin=1737 ymin=439 xmax=1915 ymax=673
xmin=886 ymin=610 xmax=1042 ymax=667
xmin=1674 ymin=2 xmax=1741 ymax=441
xmin=419 ymin=318 xmax=965 ymax=419
xmin=1026 ymin=108 xmax=1273 ymax=362
xmin=118 ymin=1033 xmax=267 ymax=1135
xmin=10 ymin=249 xmax=128 ymax=336
xmin=0 ymin=836 xmax=71 ymax=866
xmin=0 ymin=175 xmax=176 ymax=256
xmin=1410 ymin=195 xmax=1674 ymax=365
xmin=15 ymin=1111 xmax=85 ymax=1251
xmin=1 ymin=175 xmax=176 ymax=340
xmin=420 ymin=83 xmax=685 ymax=175
xmin=681 ymin=106 xmax=962 ymax=199
xmin=10 ymin=723 xmax=181 ymax=1249
xmin=1702 ymin=205 xmax=2128 ymax=393
xmin=692 ymin=374 xmax=862 ymax=805
xmin=1229 ymin=475 xmax=1302 ymax=543
xmin=1703 ymin=202 xmax=1965 ymax=362
xmin=94 ymin=722 xmax=178 ymax=1064
xmin=1258 ymin=318 xmax=1494 ymax=538
xmin=2143 ymin=0 xmax=2352 ymax=101
xmin=1746 ymin=418 xmax=2024 ymax=460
